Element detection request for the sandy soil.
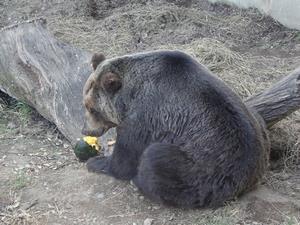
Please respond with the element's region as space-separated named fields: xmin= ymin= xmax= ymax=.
xmin=1 ymin=0 xmax=300 ymax=224
xmin=0 ymin=119 xmax=299 ymax=225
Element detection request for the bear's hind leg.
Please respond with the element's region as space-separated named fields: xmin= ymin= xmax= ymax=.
xmin=133 ymin=143 xmax=199 ymax=208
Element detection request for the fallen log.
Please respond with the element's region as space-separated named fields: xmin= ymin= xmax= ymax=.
xmin=0 ymin=19 xmax=93 ymax=145
xmin=0 ymin=19 xmax=300 ymax=145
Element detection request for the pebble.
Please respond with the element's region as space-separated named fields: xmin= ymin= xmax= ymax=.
xmin=144 ymin=218 xmax=154 ymax=225
xmin=7 ymin=121 xmax=17 ymax=129
xmin=169 ymin=213 xmax=175 ymax=221
xmin=63 ymin=143 xmax=69 ymax=149
xmin=96 ymin=193 xmax=104 ymax=199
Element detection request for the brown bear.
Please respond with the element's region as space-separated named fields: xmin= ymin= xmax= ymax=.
xmin=82 ymin=50 xmax=270 ymax=208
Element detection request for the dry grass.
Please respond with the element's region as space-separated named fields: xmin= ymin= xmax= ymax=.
xmin=270 ymin=116 xmax=300 ymax=169
xmin=0 ymin=208 xmax=38 ymax=225
xmin=0 ymin=191 xmax=38 ymax=225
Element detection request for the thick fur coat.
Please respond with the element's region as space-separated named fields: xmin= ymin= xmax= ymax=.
xmin=82 ymin=50 xmax=270 ymax=208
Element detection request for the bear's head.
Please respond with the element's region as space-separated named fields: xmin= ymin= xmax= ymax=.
xmin=81 ymin=50 xmax=186 ymax=136
xmin=82 ymin=53 xmax=123 ymax=137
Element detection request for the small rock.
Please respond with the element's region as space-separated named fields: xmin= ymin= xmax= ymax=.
xmin=7 ymin=121 xmax=17 ymax=129
xmin=144 ymin=218 xmax=154 ymax=225
xmin=169 ymin=213 xmax=175 ymax=221
xmin=96 ymin=193 xmax=104 ymax=199
xmin=139 ymin=195 xmax=144 ymax=200
xmin=63 ymin=143 xmax=69 ymax=149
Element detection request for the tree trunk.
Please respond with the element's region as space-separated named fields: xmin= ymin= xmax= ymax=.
xmin=1 ymin=19 xmax=300 ymax=145
xmin=0 ymin=18 xmax=93 ymax=145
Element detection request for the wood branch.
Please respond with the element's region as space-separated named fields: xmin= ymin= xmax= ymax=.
xmin=245 ymin=68 xmax=300 ymax=128
xmin=0 ymin=19 xmax=94 ymax=145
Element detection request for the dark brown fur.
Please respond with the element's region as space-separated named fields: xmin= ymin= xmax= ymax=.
xmin=82 ymin=50 xmax=270 ymax=208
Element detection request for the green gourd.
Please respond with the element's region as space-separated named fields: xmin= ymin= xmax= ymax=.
xmin=73 ymin=136 xmax=100 ymax=161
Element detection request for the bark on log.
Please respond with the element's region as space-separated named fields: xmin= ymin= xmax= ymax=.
xmin=245 ymin=68 xmax=300 ymax=128
xmin=0 ymin=19 xmax=93 ymax=145
xmin=0 ymin=19 xmax=300 ymax=145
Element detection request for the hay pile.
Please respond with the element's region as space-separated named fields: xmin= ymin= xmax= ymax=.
xmin=1 ymin=0 xmax=300 ymax=168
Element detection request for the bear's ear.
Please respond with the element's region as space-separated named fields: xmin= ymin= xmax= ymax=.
xmin=91 ymin=53 xmax=105 ymax=71
xmin=100 ymin=72 xmax=122 ymax=94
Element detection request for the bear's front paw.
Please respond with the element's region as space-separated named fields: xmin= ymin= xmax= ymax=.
xmin=86 ymin=156 xmax=110 ymax=174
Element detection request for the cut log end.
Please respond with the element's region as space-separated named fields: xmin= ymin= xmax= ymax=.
xmin=245 ymin=68 xmax=300 ymax=128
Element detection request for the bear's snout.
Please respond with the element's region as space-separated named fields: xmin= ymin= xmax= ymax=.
xmin=81 ymin=121 xmax=106 ymax=137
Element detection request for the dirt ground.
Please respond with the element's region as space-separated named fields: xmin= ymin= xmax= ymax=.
xmin=1 ymin=0 xmax=300 ymax=224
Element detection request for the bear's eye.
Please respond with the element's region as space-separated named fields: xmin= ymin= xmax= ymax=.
xmin=95 ymin=91 xmax=101 ymax=99
xmin=89 ymin=108 xmax=98 ymax=115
